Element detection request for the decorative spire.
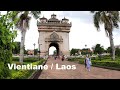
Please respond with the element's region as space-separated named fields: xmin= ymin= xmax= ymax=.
xmin=52 ymin=13 xmax=56 ymax=16
xmin=62 ymin=17 xmax=68 ymax=20
xmin=40 ymin=15 xmax=47 ymax=19
xmin=51 ymin=13 xmax=56 ymax=18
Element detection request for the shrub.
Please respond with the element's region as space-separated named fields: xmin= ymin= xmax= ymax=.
xmin=91 ymin=60 xmax=120 ymax=68
xmin=68 ymin=57 xmax=80 ymax=61
xmin=78 ymin=59 xmax=120 ymax=68
xmin=0 ymin=12 xmax=18 ymax=79
xmin=69 ymin=58 xmax=120 ymax=69
xmin=91 ymin=57 xmax=96 ymax=60
xmin=10 ymin=59 xmax=45 ymax=79
xmin=115 ymin=48 xmax=120 ymax=57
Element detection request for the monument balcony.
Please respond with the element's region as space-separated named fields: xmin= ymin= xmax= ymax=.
xmin=38 ymin=29 xmax=70 ymax=32
xmin=38 ymin=27 xmax=71 ymax=30
xmin=37 ymin=22 xmax=71 ymax=27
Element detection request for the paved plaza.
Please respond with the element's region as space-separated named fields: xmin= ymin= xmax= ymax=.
xmin=38 ymin=57 xmax=120 ymax=79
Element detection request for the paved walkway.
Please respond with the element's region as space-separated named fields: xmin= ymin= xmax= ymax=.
xmin=38 ymin=57 xmax=120 ymax=79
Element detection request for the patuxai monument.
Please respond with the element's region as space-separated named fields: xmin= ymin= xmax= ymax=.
xmin=37 ymin=14 xmax=72 ymax=57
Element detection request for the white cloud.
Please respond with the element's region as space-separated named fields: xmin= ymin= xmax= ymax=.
xmin=14 ymin=11 xmax=120 ymax=50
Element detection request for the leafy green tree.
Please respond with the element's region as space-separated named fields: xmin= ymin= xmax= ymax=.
xmin=81 ymin=48 xmax=92 ymax=55
xmin=70 ymin=48 xmax=79 ymax=56
xmin=34 ymin=49 xmax=38 ymax=55
xmin=53 ymin=50 xmax=57 ymax=55
xmin=104 ymin=50 xmax=107 ymax=53
xmin=12 ymin=42 xmax=20 ymax=54
xmin=107 ymin=47 xmax=112 ymax=54
xmin=91 ymin=11 xmax=120 ymax=60
xmin=0 ymin=12 xmax=18 ymax=79
xmin=12 ymin=42 xmax=27 ymax=55
xmin=94 ymin=44 xmax=104 ymax=54
xmin=115 ymin=48 xmax=120 ymax=57
xmin=94 ymin=44 xmax=104 ymax=60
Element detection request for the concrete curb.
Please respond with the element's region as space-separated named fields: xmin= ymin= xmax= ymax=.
xmin=92 ymin=65 xmax=120 ymax=71
xmin=28 ymin=60 xmax=47 ymax=79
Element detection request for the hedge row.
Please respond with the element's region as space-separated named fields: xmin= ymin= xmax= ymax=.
xmin=90 ymin=60 xmax=120 ymax=68
xmin=12 ymin=57 xmax=40 ymax=62
xmin=68 ymin=57 xmax=120 ymax=69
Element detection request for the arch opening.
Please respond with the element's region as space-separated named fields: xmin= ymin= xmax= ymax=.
xmin=49 ymin=46 xmax=56 ymax=55
xmin=48 ymin=42 xmax=59 ymax=56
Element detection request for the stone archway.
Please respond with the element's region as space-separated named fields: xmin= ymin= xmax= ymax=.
xmin=37 ymin=14 xmax=72 ymax=57
xmin=46 ymin=31 xmax=62 ymax=56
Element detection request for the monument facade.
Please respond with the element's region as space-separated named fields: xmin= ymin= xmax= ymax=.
xmin=37 ymin=14 xmax=72 ymax=57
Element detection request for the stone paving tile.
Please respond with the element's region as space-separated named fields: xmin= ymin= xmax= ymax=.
xmin=38 ymin=57 xmax=120 ymax=79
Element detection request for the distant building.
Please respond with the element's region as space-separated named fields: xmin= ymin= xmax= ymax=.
xmin=78 ymin=48 xmax=93 ymax=55
xmin=115 ymin=45 xmax=120 ymax=49
xmin=27 ymin=50 xmax=34 ymax=55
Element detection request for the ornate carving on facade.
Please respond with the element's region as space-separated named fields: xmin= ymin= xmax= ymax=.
xmin=45 ymin=32 xmax=63 ymax=42
xmin=50 ymin=32 xmax=59 ymax=40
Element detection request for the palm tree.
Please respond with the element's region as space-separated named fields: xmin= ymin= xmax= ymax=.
xmin=91 ymin=11 xmax=120 ymax=60
xmin=12 ymin=11 xmax=41 ymax=64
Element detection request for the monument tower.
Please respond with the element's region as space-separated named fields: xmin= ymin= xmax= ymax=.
xmin=37 ymin=14 xmax=72 ymax=57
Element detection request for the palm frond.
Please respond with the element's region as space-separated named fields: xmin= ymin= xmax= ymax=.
xmin=31 ymin=11 xmax=41 ymax=19
xmin=104 ymin=23 xmax=109 ymax=37
xmin=90 ymin=11 xmax=95 ymax=13
xmin=93 ymin=12 xmax=101 ymax=31
xmin=16 ymin=12 xmax=30 ymax=30
xmin=25 ymin=16 xmax=31 ymax=30
xmin=111 ymin=11 xmax=119 ymax=29
xmin=14 ymin=11 xmax=41 ymax=31
xmin=16 ymin=18 xmax=23 ymax=30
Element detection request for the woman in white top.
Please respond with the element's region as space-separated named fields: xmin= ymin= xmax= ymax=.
xmin=86 ymin=54 xmax=92 ymax=71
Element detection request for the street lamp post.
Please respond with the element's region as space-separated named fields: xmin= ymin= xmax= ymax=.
xmin=85 ymin=44 xmax=87 ymax=55
xmin=33 ymin=43 xmax=36 ymax=58
xmin=39 ymin=44 xmax=42 ymax=60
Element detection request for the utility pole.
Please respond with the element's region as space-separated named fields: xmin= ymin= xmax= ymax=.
xmin=85 ymin=44 xmax=87 ymax=55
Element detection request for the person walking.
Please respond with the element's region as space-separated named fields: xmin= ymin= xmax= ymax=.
xmin=84 ymin=56 xmax=87 ymax=68
xmin=86 ymin=55 xmax=92 ymax=71
xmin=54 ymin=55 xmax=56 ymax=60
xmin=62 ymin=55 xmax=65 ymax=61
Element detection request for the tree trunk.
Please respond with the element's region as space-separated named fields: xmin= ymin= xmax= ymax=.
xmin=19 ymin=30 xmax=26 ymax=64
xmin=19 ymin=20 xmax=26 ymax=64
xmin=109 ymin=32 xmax=115 ymax=60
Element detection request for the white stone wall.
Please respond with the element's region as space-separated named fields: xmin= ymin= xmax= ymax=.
xmin=38 ymin=31 xmax=70 ymax=56
xmin=59 ymin=32 xmax=70 ymax=55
